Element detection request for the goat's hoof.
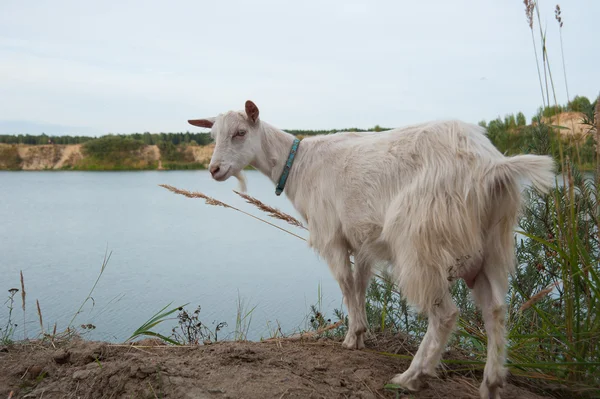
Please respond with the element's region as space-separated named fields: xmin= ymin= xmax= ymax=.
xmin=342 ymin=332 xmax=365 ymax=350
xmin=389 ymin=371 xmax=425 ymax=392
xmin=480 ymin=385 xmax=501 ymax=399
xmin=480 ymin=375 xmax=505 ymax=399
xmin=480 ymin=366 xmax=506 ymax=399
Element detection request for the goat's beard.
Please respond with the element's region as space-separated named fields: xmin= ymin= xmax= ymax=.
xmin=234 ymin=171 xmax=247 ymax=193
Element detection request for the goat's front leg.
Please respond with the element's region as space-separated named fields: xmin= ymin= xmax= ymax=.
xmin=321 ymin=243 xmax=361 ymax=349
xmin=348 ymin=253 xmax=372 ymax=349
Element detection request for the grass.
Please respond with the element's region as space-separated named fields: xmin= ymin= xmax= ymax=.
xmin=67 ymin=249 xmax=112 ymax=329
xmin=126 ymin=303 xmax=184 ymax=345
xmin=1 ymin=288 xmax=19 ymax=345
xmin=0 ymin=249 xmax=118 ymax=345
xmin=234 ymin=292 xmax=257 ymax=341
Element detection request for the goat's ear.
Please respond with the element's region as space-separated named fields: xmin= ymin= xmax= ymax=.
xmin=188 ymin=118 xmax=215 ymax=128
xmin=245 ymin=100 xmax=259 ymax=123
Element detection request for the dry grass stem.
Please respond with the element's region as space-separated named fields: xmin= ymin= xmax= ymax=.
xmin=159 ymin=184 xmax=231 ymax=208
xmin=36 ymin=299 xmax=44 ymax=335
xmin=234 ymin=190 xmax=306 ymax=229
xmin=596 ymin=99 xmax=600 ymax=186
xmin=160 ymin=184 xmax=307 ymax=241
xmin=20 ymin=271 xmax=26 ymax=339
xmin=519 ymin=284 xmax=556 ymax=312
xmin=265 ymin=320 xmax=343 ymax=342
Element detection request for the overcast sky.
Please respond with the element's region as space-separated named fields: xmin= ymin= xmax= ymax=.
xmin=0 ymin=0 xmax=598 ymax=135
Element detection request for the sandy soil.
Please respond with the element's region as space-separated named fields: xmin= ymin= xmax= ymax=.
xmin=54 ymin=145 xmax=83 ymax=169
xmin=141 ymin=145 xmax=161 ymax=162
xmin=544 ymin=111 xmax=594 ymax=138
xmin=0 ymin=335 xmax=558 ymax=399
xmin=17 ymin=145 xmax=67 ymax=170
xmin=188 ymin=144 xmax=215 ymax=164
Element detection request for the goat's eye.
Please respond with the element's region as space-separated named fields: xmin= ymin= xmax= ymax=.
xmin=234 ymin=130 xmax=246 ymax=138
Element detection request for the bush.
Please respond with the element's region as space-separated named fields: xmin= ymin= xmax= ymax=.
xmin=162 ymin=162 xmax=206 ymax=170
xmin=81 ymin=136 xmax=148 ymax=169
xmin=0 ymin=145 xmax=22 ymax=170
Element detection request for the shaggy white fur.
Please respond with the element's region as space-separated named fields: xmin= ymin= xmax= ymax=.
xmin=189 ymin=101 xmax=555 ymax=399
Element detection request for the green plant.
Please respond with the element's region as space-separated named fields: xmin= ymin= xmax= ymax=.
xmin=496 ymin=0 xmax=600 ymax=388
xmin=68 ymin=249 xmax=111 ymax=329
xmin=127 ymin=303 xmax=184 ymax=345
xmin=80 ymin=135 xmax=155 ymax=170
xmin=234 ymin=293 xmax=256 ymax=341
xmin=161 ymin=162 xmax=206 ymax=170
xmin=169 ymin=305 xmax=227 ymax=344
xmin=1 ymin=288 xmax=19 ymax=345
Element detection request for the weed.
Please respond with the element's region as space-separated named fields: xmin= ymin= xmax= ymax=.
xmin=1 ymin=288 xmax=19 ymax=345
xmin=169 ymin=305 xmax=227 ymax=345
xmin=68 ymin=248 xmax=111 ymax=329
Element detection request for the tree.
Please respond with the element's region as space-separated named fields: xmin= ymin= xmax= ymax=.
xmin=568 ymin=95 xmax=591 ymax=113
xmin=505 ymin=114 xmax=517 ymax=129
xmin=516 ymin=112 xmax=527 ymax=126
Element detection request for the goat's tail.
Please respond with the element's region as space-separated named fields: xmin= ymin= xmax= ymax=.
xmin=492 ymin=154 xmax=556 ymax=194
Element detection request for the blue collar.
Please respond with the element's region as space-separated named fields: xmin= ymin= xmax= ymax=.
xmin=276 ymin=138 xmax=301 ymax=196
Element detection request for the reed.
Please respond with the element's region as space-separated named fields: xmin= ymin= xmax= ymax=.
xmin=36 ymin=300 xmax=43 ymax=335
xmin=20 ymin=271 xmax=26 ymax=340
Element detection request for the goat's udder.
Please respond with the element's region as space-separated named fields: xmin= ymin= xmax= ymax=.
xmin=459 ymin=261 xmax=484 ymax=289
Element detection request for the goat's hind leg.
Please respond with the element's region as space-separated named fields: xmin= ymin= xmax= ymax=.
xmin=389 ymin=247 xmax=458 ymax=391
xmin=390 ymin=292 xmax=458 ymax=390
xmin=472 ymin=268 xmax=509 ymax=399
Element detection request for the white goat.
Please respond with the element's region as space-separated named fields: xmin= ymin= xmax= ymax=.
xmin=189 ymin=101 xmax=555 ymax=399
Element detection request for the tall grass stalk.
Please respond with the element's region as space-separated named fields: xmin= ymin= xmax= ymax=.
xmin=36 ymin=300 xmax=44 ymax=335
xmin=1 ymin=289 xmax=19 ymax=345
xmin=67 ymin=249 xmax=111 ymax=329
xmin=20 ymin=271 xmax=26 ymax=340
xmin=512 ymin=1 xmax=600 ymax=386
xmin=234 ymin=292 xmax=256 ymax=341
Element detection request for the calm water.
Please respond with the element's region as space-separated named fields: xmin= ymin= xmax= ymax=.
xmin=0 ymin=171 xmax=342 ymax=342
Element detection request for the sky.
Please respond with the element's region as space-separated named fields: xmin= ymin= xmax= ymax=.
xmin=0 ymin=0 xmax=598 ymax=135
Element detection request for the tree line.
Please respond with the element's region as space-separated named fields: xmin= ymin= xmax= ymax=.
xmin=0 ymin=132 xmax=214 ymax=146
xmin=1 ymin=94 xmax=596 ymax=152
xmin=0 ymin=126 xmax=393 ymax=146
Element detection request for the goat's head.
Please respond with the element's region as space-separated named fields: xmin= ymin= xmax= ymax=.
xmin=188 ymin=100 xmax=261 ymax=189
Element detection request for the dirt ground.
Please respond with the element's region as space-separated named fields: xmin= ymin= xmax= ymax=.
xmin=0 ymin=335 xmax=564 ymax=399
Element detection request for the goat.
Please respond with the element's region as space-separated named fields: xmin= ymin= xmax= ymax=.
xmin=188 ymin=100 xmax=555 ymax=399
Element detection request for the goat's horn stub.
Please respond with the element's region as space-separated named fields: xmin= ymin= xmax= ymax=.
xmin=188 ymin=119 xmax=214 ymax=128
xmin=245 ymin=100 xmax=259 ymax=123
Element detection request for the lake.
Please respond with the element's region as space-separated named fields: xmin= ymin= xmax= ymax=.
xmin=0 ymin=171 xmax=342 ymax=342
